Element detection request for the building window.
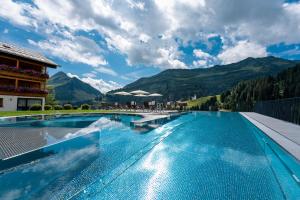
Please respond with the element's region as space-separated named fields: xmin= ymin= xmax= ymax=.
xmin=0 ymin=98 xmax=3 ymax=107
xmin=17 ymin=98 xmax=42 ymax=111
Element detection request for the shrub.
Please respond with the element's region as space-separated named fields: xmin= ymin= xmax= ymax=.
xmin=29 ymin=104 xmax=42 ymax=111
xmin=53 ymin=105 xmax=63 ymax=110
xmin=73 ymin=106 xmax=78 ymax=110
xmin=81 ymin=104 xmax=90 ymax=110
xmin=63 ymin=104 xmax=73 ymax=110
xmin=44 ymin=105 xmax=52 ymax=110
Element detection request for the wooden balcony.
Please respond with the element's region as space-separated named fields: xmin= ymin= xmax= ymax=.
xmin=0 ymin=64 xmax=49 ymax=81
xmin=0 ymin=86 xmax=48 ymax=97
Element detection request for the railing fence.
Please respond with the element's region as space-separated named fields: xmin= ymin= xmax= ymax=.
xmin=254 ymin=97 xmax=300 ymax=125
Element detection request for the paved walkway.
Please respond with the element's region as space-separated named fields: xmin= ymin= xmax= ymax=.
xmin=241 ymin=112 xmax=300 ymax=161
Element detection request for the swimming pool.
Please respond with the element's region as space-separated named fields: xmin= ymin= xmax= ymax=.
xmin=0 ymin=112 xmax=299 ymax=199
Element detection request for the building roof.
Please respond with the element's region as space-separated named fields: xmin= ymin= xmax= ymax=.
xmin=0 ymin=42 xmax=58 ymax=68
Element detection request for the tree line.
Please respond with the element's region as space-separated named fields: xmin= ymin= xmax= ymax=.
xmin=221 ymin=64 xmax=300 ymax=111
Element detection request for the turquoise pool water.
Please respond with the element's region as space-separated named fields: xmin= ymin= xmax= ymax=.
xmin=0 ymin=112 xmax=299 ymax=199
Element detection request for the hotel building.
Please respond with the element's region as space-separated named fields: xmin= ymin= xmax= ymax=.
xmin=0 ymin=42 xmax=58 ymax=111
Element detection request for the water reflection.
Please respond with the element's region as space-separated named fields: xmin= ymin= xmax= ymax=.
xmin=0 ymin=114 xmax=156 ymax=199
xmin=0 ymin=114 xmax=140 ymax=170
xmin=0 ymin=147 xmax=99 ymax=199
xmin=142 ymin=143 xmax=171 ymax=200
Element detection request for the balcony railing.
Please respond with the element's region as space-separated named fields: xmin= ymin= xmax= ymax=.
xmin=0 ymin=64 xmax=49 ymax=78
xmin=0 ymin=85 xmax=48 ymax=95
xmin=254 ymin=97 xmax=300 ymax=125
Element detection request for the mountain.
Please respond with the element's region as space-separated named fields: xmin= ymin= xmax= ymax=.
xmin=110 ymin=56 xmax=298 ymax=101
xmin=48 ymin=72 xmax=102 ymax=104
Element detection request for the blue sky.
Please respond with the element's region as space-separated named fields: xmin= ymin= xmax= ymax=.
xmin=1 ymin=0 xmax=300 ymax=93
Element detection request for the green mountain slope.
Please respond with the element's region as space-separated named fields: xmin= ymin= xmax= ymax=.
xmin=48 ymin=71 xmax=102 ymax=104
xmin=111 ymin=56 xmax=298 ymax=100
xmin=187 ymin=95 xmax=221 ymax=108
xmin=221 ymin=63 xmax=300 ymax=111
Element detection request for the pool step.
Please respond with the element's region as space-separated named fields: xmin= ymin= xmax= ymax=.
xmin=130 ymin=112 xmax=186 ymax=129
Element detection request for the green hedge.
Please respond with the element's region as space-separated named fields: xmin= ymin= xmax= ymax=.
xmin=54 ymin=105 xmax=63 ymax=110
xmin=44 ymin=105 xmax=52 ymax=110
xmin=81 ymin=104 xmax=90 ymax=110
xmin=63 ymin=104 xmax=73 ymax=110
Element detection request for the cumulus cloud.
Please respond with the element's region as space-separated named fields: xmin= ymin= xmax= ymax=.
xmin=218 ymin=41 xmax=268 ymax=64
xmin=0 ymin=0 xmax=33 ymax=26
xmin=67 ymin=72 xmax=121 ymax=93
xmin=93 ymin=66 xmax=118 ymax=77
xmin=1 ymin=0 xmax=300 ymax=69
xmin=194 ymin=49 xmax=212 ymax=59
xmin=81 ymin=77 xmax=122 ymax=94
xmin=192 ymin=49 xmax=218 ymax=68
xmin=126 ymin=0 xmax=145 ymax=10
xmin=28 ymin=36 xmax=107 ymax=67
xmin=66 ymin=72 xmax=79 ymax=79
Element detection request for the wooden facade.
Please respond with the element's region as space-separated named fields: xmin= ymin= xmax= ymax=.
xmin=0 ymin=55 xmax=48 ymax=97
xmin=0 ymin=43 xmax=57 ymax=110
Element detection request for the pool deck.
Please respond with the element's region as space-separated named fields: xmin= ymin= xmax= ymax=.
xmin=240 ymin=112 xmax=300 ymax=161
xmin=0 ymin=127 xmax=81 ymax=160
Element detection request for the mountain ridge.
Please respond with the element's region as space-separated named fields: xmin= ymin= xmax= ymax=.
xmin=110 ymin=56 xmax=298 ymax=100
xmin=48 ymin=71 xmax=102 ymax=104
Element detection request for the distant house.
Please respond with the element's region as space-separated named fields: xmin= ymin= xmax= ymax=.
xmin=0 ymin=42 xmax=58 ymax=111
xmin=191 ymin=94 xmax=197 ymax=100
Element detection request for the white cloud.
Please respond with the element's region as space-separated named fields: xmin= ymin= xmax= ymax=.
xmin=193 ymin=49 xmax=212 ymax=59
xmin=139 ymin=33 xmax=151 ymax=43
xmin=192 ymin=60 xmax=209 ymax=68
xmin=0 ymin=0 xmax=33 ymax=26
xmin=192 ymin=49 xmax=218 ymax=68
xmin=218 ymin=41 xmax=267 ymax=64
xmin=66 ymin=72 xmax=79 ymax=79
xmin=1 ymin=0 xmax=300 ymax=71
xmin=94 ymin=66 xmax=118 ymax=77
xmin=28 ymin=36 xmax=107 ymax=67
xmin=3 ymin=29 xmax=9 ymax=34
xmin=126 ymin=0 xmax=145 ymax=10
xmin=154 ymin=48 xmax=187 ymax=69
xmin=67 ymin=72 xmax=121 ymax=93
xmin=0 ymin=0 xmax=188 ymax=70
xmin=82 ymin=72 xmax=97 ymax=79
xmin=81 ymin=77 xmax=122 ymax=94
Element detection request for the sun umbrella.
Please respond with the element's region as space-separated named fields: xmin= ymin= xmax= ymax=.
xmin=134 ymin=94 xmax=148 ymax=97
xmin=148 ymin=93 xmax=163 ymax=97
xmin=114 ymin=91 xmax=132 ymax=96
xmin=130 ymin=90 xmax=150 ymax=95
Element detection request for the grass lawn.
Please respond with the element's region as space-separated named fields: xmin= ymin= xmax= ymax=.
xmin=187 ymin=95 xmax=221 ymax=108
xmin=0 ymin=109 xmax=135 ymax=117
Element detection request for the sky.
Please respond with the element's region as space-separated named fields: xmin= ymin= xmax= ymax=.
xmin=0 ymin=0 xmax=300 ymax=93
